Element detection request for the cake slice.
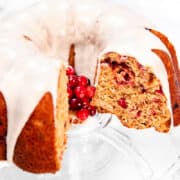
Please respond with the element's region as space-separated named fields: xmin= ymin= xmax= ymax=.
xmin=91 ymin=52 xmax=171 ymax=132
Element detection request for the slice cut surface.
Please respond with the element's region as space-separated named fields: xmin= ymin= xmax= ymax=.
xmin=91 ymin=52 xmax=171 ymax=132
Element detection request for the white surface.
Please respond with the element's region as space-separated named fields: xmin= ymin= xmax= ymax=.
xmin=114 ymin=0 xmax=180 ymax=62
xmin=0 ymin=0 xmax=180 ymax=180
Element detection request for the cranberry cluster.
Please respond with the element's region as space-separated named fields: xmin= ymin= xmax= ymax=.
xmin=66 ymin=66 xmax=96 ymax=121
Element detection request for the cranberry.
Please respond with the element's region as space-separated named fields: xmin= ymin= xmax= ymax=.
xmin=74 ymin=86 xmax=86 ymax=99
xmin=136 ymin=111 xmax=142 ymax=117
xmin=88 ymin=105 xmax=97 ymax=116
xmin=67 ymin=71 xmax=96 ymax=121
xmin=152 ymin=98 xmax=161 ymax=103
xmin=66 ymin=66 xmax=75 ymax=75
xmin=68 ymin=75 xmax=78 ymax=88
xmin=150 ymin=109 xmax=156 ymax=116
xmin=76 ymin=109 xmax=89 ymax=121
xmin=85 ymin=86 xmax=96 ymax=98
xmin=77 ymin=76 xmax=88 ymax=87
xmin=67 ymin=87 xmax=73 ymax=99
xmin=155 ymin=86 xmax=163 ymax=94
xmin=70 ymin=98 xmax=82 ymax=110
xmin=118 ymin=98 xmax=128 ymax=109
xmin=81 ymin=97 xmax=90 ymax=108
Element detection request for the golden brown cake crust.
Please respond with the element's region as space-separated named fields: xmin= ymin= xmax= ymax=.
xmin=0 ymin=137 xmax=6 ymax=160
xmin=0 ymin=92 xmax=7 ymax=137
xmin=68 ymin=44 xmax=75 ymax=67
xmin=13 ymin=92 xmax=59 ymax=173
xmin=0 ymin=92 xmax=7 ymax=160
xmin=146 ymin=28 xmax=180 ymax=127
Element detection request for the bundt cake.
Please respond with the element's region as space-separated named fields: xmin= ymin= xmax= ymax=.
xmin=0 ymin=0 xmax=179 ymax=174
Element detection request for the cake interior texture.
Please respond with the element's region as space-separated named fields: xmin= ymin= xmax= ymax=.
xmin=13 ymin=65 xmax=69 ymax=173
xmin=91 ymin=52 xmax=171 ymax=132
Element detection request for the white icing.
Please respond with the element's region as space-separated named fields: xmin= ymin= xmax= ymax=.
xmin=0 ymin=44 xmax=63 ymax=161
xmin=0 ymin=0 xmax=174 ymax=162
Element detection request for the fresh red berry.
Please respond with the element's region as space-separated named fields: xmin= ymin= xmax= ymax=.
xmin=67 ymin=87 xmax=73 ymax=99
xmin=68 ymin=75 xmax=78 ymax=88
xmin=85 ymin=86 xmax=96 ymax=98
xmin=74 ymin=86 xmax=86 ymax=99
xmin=88 ymin=105 xmax=96 ymax=116
xmin=76 ymin=109 xmax=89 ymax=121
xmin=77 ymin=76 xmax=88 ymax=86
xmin=118 ymin=98 xmax=128 ymax=108
xmin=66 ymin=66 xmax=75 ymax=75
xmin=81 ymin=97 xmax=90 ymax=108
xmin=70 ymin=98 xmax=82 ymax=110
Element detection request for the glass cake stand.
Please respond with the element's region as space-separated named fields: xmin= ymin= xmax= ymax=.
xmin=0 ymin=114 xmax=153 ymax=180
xmin=159 ymin=128 xmax=180 ymax=180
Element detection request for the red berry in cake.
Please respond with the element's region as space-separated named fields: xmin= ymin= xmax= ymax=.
xmin=152 ymin=98 xmax=161 ymax=103
xmin=76 ymin=109 xmax=89 ymax=121
xmin=77 ymin=75 xmax=88 ymax=87
xmin=70 ymin=98 xmax=82 ymax=110
xmin=67 ymin=87 xmax=73 ymax=99
xmin=85 ymin=86 xmax=96 ymax=98
xmin=118 ymin=98 xmax=128 ymax=109
xmin=150 ymin=109 xmax=156 ymax=116
xmin=74 ymin=86 xmax=86 ymax=99
xmin=68 ymin=75 xmax=78 ymax=88
xmin=155 ymin=86 xmax=163 ymax=94
xmin=136 ymin=111 xmax=142 ymax=117
xmin=81 ymin=97 xmax=90 ymax=108
xmin=88 ymin=105 xmax=97 ymax=116
xmin=66 ymin=66 xmax=75 ymax=75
